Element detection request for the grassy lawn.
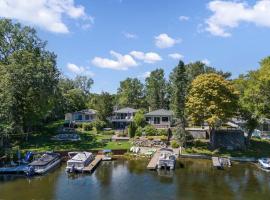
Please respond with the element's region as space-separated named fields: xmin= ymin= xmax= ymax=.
xmin=183 ymin=138 xmax=270 ymax=158
xmin=10 ymin=121 xmax=131 ymax=153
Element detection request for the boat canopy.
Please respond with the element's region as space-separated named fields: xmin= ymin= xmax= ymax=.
xmin=29 ymin=153 xmax=59 ymax=166
xmin=103 ymin=149 xmax=112 ymax=153
xmin=67 ymin=152 xmax=92 ymax=163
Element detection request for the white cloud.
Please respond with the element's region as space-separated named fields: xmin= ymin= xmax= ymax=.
xmin=201 ymin=59 xmax=210 ymax=65
xmin=123 ymin=31 xmax=137 ymax=39
xmin=138 ymin=71 xmax=151 ymax=79
xmin=92 ymin=51 xmax=138 ymax=70
xmin=130 ymin=51 xmax=162 ymax=63
xmin=205 ymin=0 xmax=270 ymax=37
xmin=168 ymin=53 xmax=184 ymax=60
xmin=179 ymin=16 xmax=189 ymax=21
xmin=154 ymin=33 xmax=181 ymax=48
xmin=67 ymin=63 xmax=94 ymax=77
xmin=0 ymin=0 xmax=93 ymax=33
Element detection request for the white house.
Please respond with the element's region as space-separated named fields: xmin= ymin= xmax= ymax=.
xmin=65 ymin=109 xmax=97 ymax=123
xmin=145 ymin=109 xmax=173 ymax=129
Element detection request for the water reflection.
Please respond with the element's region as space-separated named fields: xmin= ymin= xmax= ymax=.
xmin=0 ymin=159 xmax=270 ymax=200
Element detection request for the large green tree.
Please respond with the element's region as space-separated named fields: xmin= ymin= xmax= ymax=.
xmin=89 ymin=92 xmax=114 ymax=121
xmin=169 ymin=60 xmax=188 ymax=128
xmin=145 ymin=69 xmax=168 ymax=110
xmin=186 ymin=73 xmax=239 ymax=146
xmin=234 ymin=56 xmax=270 ymax=143
xmin=0 ymin=19 xmax=59 ymax=134
xmin=117 ymin=78 xmax=145 ymax=108
xmin=185 ymin=61 xmax=231 ymax=84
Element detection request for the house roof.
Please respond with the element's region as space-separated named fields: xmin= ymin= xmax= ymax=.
xmin=114 ymin=107 xmax=137 ymax=113
xmin=71 ymin=109 xmax=97 ymax=115
xmin=145 ymin=109 xmax=173 ymax=116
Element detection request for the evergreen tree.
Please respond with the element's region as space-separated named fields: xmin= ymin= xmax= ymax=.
xmin=169 ymin=60 xmax=188 ymax=128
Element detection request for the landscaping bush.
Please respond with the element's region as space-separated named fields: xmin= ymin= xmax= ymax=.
xmin=157 ymin=129 xmax=167 ymax=136
xmin=160 ymin=135 xmax=168 ymax=142
xmin=82 ymin=123 xmax=93 ymax=131
xmin=92 ymin=120 xmax=106 ymax=132
xmin=171 ymin=140 xmax=180 ymax=148
xmin=143 ymin=125 xmax=157 ymax=136
xmin=128 ymin=123 xmax=137 ymax=138
xmin=75 ymin=123 xmax=83 ymax=128
xmin=147 ymin=136 xmax=154 ymax=140
xmin=102 ymin=130 xmax=115 ymax=135
xmin=135 ymin=126 xmax=143 ymax=136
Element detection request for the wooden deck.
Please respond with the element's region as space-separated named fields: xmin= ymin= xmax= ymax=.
xmin=83 ymin=155 xmax=104 ymax=173
xmin=147 ymin=151 xmax=160 ymax=170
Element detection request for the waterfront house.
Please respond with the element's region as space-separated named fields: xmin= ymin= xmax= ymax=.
xmin=65 ymin=109 xmax=97 ymax=123
xmin=109 ymin=107 xmax=138 ymax=129
xmin=145 ymin=109 xmax=173 ymax=129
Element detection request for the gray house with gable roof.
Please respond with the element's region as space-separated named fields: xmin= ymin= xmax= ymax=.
xmin=145 ymin=109 xmax=174 ymax=129
xmin=109 ymin=107 xmax=138 ymax=129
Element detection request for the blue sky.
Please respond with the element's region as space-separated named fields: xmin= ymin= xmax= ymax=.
xmin=1 ymin=0 xmax=270 ymax=93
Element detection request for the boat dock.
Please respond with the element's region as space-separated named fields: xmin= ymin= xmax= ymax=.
xmin=212 ymin=157 xmax=231 ymax=169
xmin=147 ymin=151 xmax=160 ymax=170
xmin=0 ymin=165 xmax=30 ymax=175
xmin=83 ymin=155 xmax=104 ymax=173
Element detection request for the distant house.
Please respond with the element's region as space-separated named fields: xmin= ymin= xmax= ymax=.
xmin=65 ymin=109 xmax=97 ymax=123
xmin=145 ymin=109 xmax=173 ymax=129
xmin=109 ymin=107 xmax=138 ymax=129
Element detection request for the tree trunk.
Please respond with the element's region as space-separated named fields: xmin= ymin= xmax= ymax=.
xmin=210 ymin=127 xmax=216 ymax=149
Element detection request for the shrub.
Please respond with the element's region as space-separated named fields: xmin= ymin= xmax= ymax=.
xmin=160 ymin=135 xmax=168 ymax=142
xmin=143 ymin=125 xmax=157 ymax=136
xmin=82 ymin=123 xmax=93 ymax=131
xmin=157 ymin=129 xmax=167 ymax=136
xmin=128 ymin=123 xmax=137 ymax=138
xmin=102 ymin=130 xmax=115 ymax=135
xmin=135 ymin=126 xmax=143 ymax=136
xmin=133 ymin=109 xmax=146 ymax=127
xmin=92 ymin=120 xmax=106 ymax=132
xmin=147 ymin=136 xmax=154 ymax=140
xmin=171 ymin=140 xmax=180 ymax=148
xmin=75 ymin=123 xmax=83 ymax=128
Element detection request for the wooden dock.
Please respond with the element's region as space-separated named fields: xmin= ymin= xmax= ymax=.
xmin=147 ymin=151 xmax=160 ymax=170
xmin=83 ymin=155 xmax=104 ymax=173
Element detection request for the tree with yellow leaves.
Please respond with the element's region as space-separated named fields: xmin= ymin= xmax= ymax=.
xmin=186 ymin=73 xmax=239 ymax=146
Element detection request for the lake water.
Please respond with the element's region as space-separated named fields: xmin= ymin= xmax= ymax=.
xmin=0 ymin=158 xmax=270 ymax=200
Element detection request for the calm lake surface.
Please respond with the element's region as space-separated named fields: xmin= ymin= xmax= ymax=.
xmin=0 ymin=158 xmax=270 ymax=200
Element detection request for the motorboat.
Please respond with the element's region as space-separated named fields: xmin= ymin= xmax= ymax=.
xmin=66 ymin=152 xmax=94 ymax=173
xmin=157 ymin=148 xmax=176 ymax=170
xmin=101 ymin=149 xmax=112 ymax=161
xmin=29 ymin=152 xmax=61 ymax=175
xmin=258 ymin=158 xmax=270 ymax=169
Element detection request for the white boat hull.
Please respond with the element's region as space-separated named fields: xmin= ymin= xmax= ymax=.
xmin=258 ymin=158 xmax=270 ymax=169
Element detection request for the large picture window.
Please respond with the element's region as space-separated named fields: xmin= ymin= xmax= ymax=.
xmin=154 ymin=117 xmax=160 ymax=124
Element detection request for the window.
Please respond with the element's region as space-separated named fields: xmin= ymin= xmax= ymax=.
xmin=162 ymin=117 xmax=169 ymax=122
xmin=75 ymin=114 xmax=82 ymax=121
xmin=154 ymin=117 xmax=160 ymax=124
xmin=146 ymin=117 xmax=151 ymax=122
xmin=85 ymin=115 xmax=90 ymax=120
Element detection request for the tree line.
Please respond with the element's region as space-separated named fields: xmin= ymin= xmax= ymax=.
xmin=1 ymin=19 xmax=270 ymax=145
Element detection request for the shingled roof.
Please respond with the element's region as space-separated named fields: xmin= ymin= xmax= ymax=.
xmin=114 ymin=107 xmax=138 ymax=113
xmin=145 ymin=109 xmax=173 ymax=116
